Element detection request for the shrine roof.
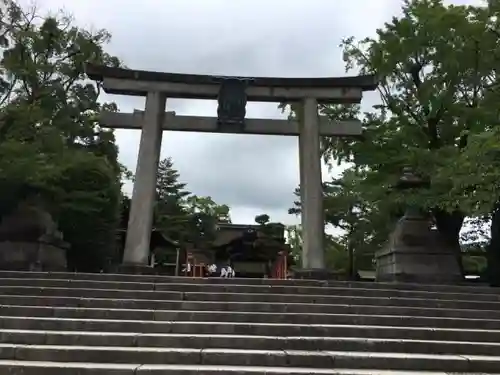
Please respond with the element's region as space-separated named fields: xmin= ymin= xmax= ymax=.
xmin=85 ymin=63 xmax=378 ymax=90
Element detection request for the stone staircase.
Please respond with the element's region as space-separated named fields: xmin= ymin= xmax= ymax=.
xmin=0 ymin=271 xmax=500 ymax=374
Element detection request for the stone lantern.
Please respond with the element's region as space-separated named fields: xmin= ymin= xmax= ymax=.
xmin=397 ymin=167 xmax=429 ymax=218
xmin=375 ymin=168 xmax=462 ymax=284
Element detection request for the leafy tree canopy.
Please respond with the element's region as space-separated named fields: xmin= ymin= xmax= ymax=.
xmin=0 ymin=0 xmax=124 ymax=271
xmin=255 ymin=214 xmax=270 ymax=226
xmin=153 ymin=157 xmax=232 ymax=249
xmin=322 ymin=0 xmax=500 ymax=214
xmin=286 ymin=0 xmax=500 ymax=276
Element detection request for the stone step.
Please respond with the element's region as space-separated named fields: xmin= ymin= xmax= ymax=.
xmin=2 ymin=316 xmax=500 ymax=342
xmin=3 ymin=330 xmax=500 ymax=356
xmin=2 ymin=272 xmax=499 ymax=375
xmin=3 ymin=295 xmax=499 ymax=320
xmin=2 ymin=286 xmax=500 ymax=310
xmin=2 ymin=361 xmax=495 ymax=375
xmin=1 ymin=344 xmax=500 ymax=372
xmin=1 ymin=278 xmax=499 ymax=301
xmin=0 ymin=270 xmax=497 ymax=294
xmin=3 ymin=305 xmax=500 ymax=330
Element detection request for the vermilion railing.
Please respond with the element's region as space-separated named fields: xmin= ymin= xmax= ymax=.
xmin=271 ymin=250 xmax=288 ymax=279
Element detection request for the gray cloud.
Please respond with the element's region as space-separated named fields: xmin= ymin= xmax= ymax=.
xmin=30 ymin=0 xmax=439 ymax=224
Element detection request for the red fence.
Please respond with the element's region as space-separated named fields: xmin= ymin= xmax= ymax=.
xmin=271 ymin=251 xmax=288 ymax=279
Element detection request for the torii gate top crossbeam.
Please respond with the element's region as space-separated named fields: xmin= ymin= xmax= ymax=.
xmin=85 ymin=64 xmax=377 ymax=104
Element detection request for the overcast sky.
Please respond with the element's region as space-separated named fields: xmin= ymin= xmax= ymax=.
xmin=29 ymin=0 xmax=481 ymax=225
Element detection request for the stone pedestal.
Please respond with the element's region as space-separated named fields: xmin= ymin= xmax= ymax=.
xmin=115 ymin=263 xmax=157 ymax=275
xmin=376 ymin=213 xmax=462 ymax=284
xmin=0 ymin=240 xmax=68 ymax=271
xmin=292 ymin=268 xmax=346 ymax=281
xmin=0 ymin=199 xmax=69 ymax=271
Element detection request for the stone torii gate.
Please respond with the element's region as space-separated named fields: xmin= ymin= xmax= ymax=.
xmin=85 ymin=64 xmax=376 ymax=278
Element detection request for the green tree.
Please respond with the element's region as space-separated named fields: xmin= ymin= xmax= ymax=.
xmin=0 ymin=0 xmax=124 ymax=271
xmin=152 ymin=157 xmax=232 ymax=250
xmin=185 ymin=195 xmax=231 ymax=223
xmin=322 ymin=173 xmax=387 ymax=274
xmin=156 ymin=158 xmax=190 ymax=202
xmin=324 ymin=234 xmax=350 ymax=273
xmin=285 ymin=224 xmax=303 ymax=264
xmin=285 ymin=0 xmax=500 ymax=277
xmin=56 ymin=152 xmax=122 ymax=271
xmin=285 ymin=223 xmax=352 ymax=272
xmin=154 ymin=157 xmax=191 ymax=243
xmin=184 ymin=195 xmax=231 ymax=248
xmin=289 ymin=170 xmax=385 ymax=274
xmin=255 ymin=214 xmax=270 ymax=226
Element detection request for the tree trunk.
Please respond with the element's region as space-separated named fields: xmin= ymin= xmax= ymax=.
xmin=433 ymin=208 xmax=465 ymax=277
xmin=487 ymin=202 xmax=500 ymax=287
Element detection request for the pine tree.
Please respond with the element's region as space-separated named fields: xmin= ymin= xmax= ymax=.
xmin=156 ymin=158 xmax=190 ymax=202
xmin=154 ymin=157 xmax=233 ymax=249
xmin=154 ymin=157 xmax=191 ymax=243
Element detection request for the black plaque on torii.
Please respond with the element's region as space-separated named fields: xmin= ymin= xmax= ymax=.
xmin=215 ymin=77 xmax=253 ymax=133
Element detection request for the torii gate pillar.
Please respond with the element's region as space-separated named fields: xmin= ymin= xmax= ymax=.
xmin=299 ymin=97 xmax=325 ymax=270
xmin=122 ymin=92 xmax=165 ymax=266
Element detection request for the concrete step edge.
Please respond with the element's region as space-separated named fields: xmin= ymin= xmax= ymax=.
xmin=3 ymin=305 xmax=500 ymax=328
xmin=1 ymin=360 xmax=488 ymax=374
xmin=4 ymin=316 xmax=500 ymax=342
xmin=2 ymin=329 xmax=500 ymax=349
xmin=3 ymin=286 xmax=500 ymax=306
xmin=5 ymin=343 xmax=500 ymax=356
xmin=2 ymin=295 xmax=499 ymax=318
xmin=1 ymin=315 xmax=498 ymax=332
xmin=0 ymin=271 xmax=496 ymax=293
xmin=2 ymin=344 xmax=500 ymax=372
xmin=1 ymin=278 xmax=499 ymax=299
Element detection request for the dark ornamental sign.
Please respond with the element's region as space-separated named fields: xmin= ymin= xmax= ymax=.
xmin=216 ymin=77 xmax=252 ymax=132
